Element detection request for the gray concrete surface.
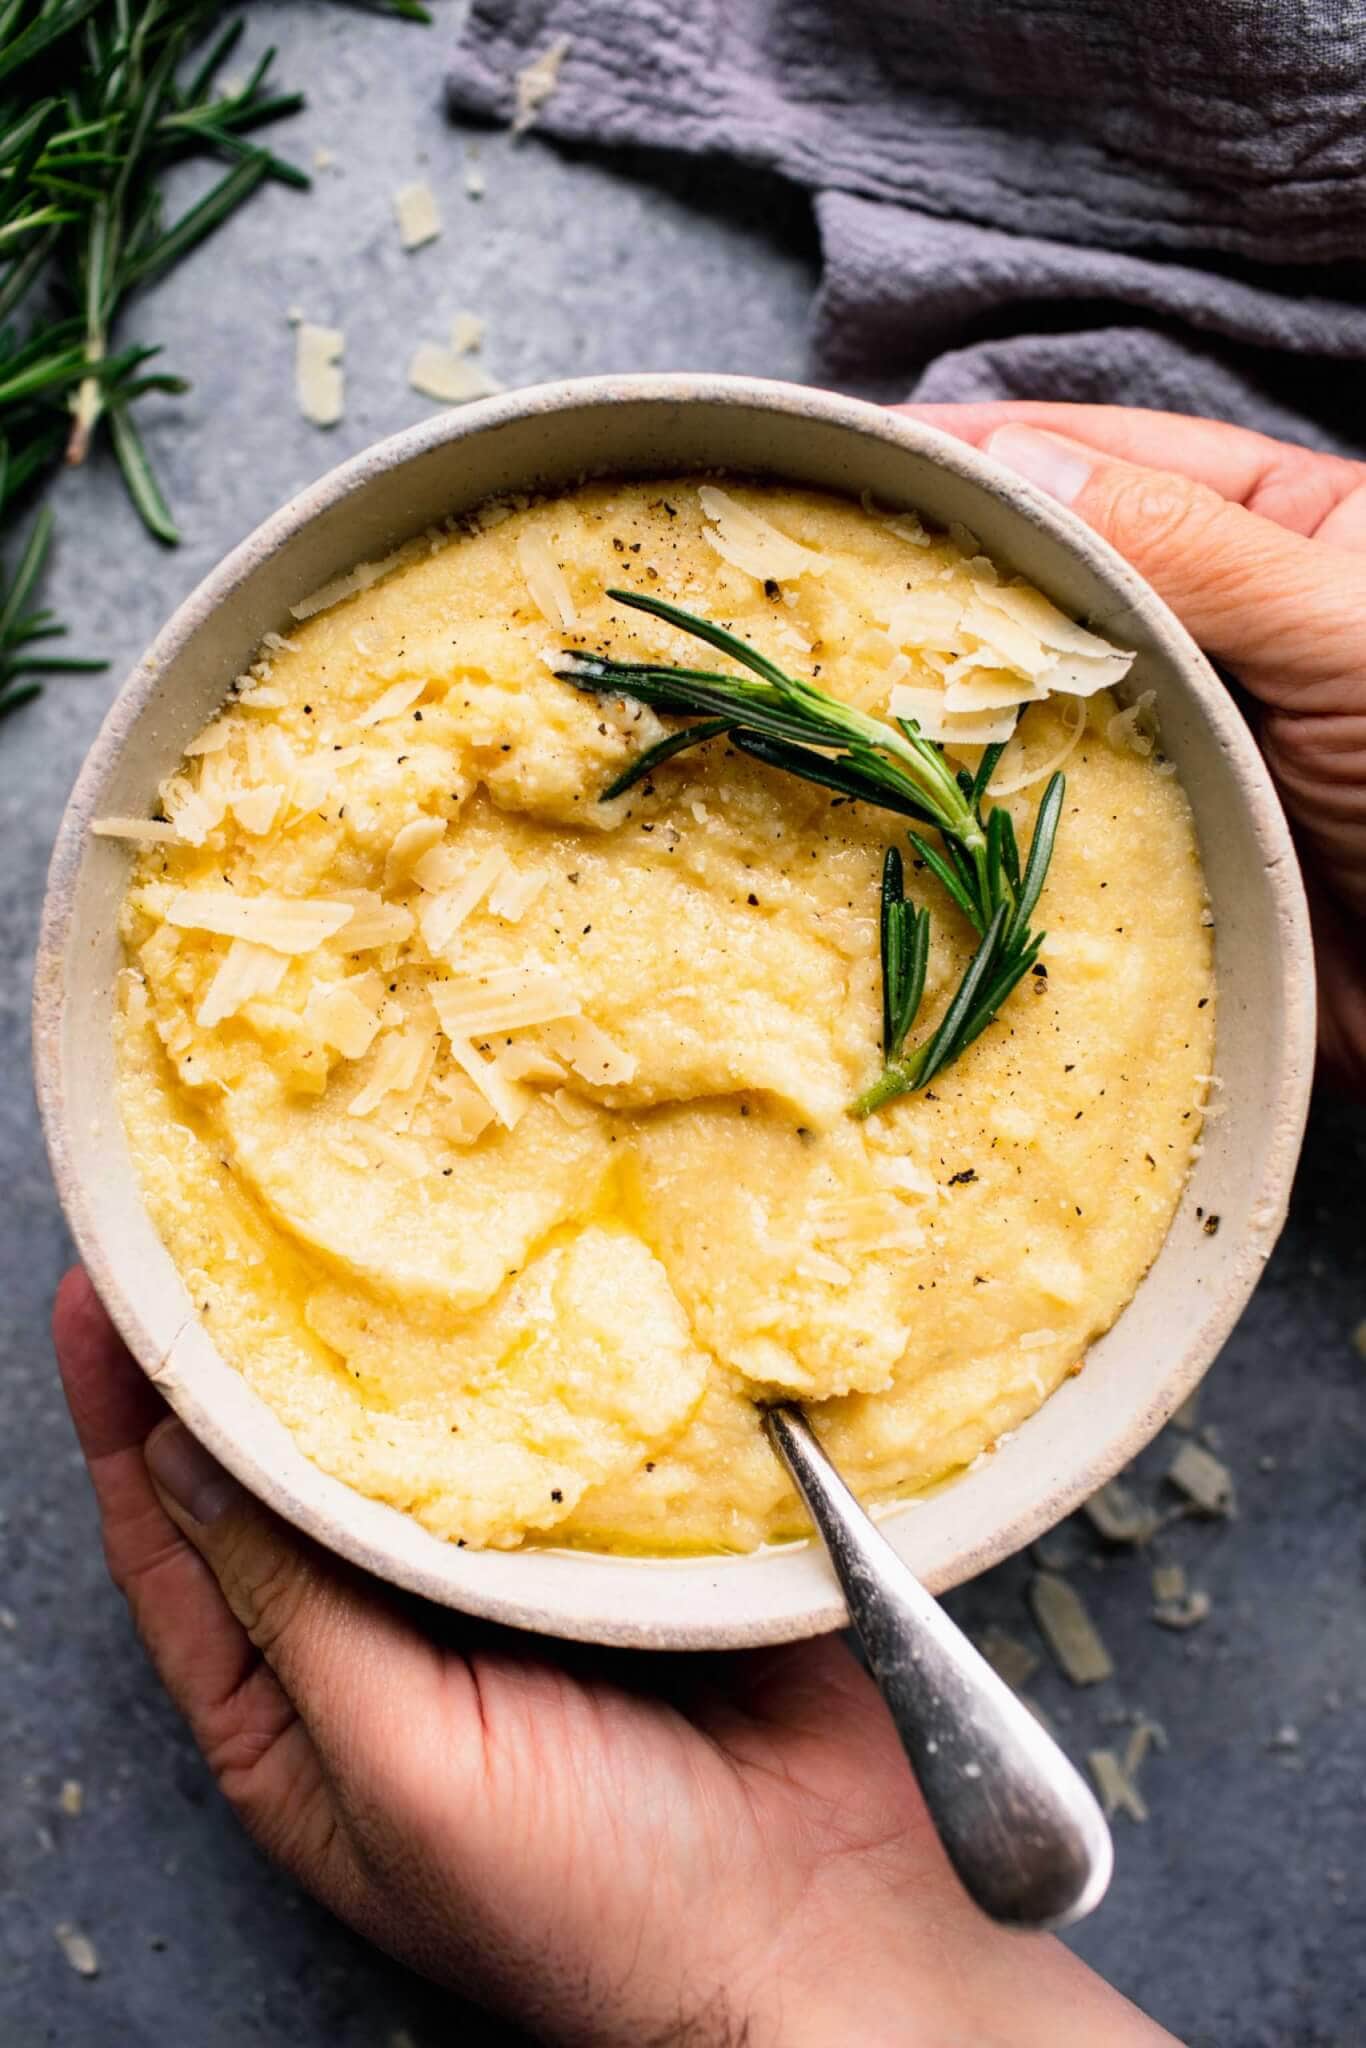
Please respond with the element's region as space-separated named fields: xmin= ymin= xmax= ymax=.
xmin=1 ymin=6 xmax=1362 ymax=2044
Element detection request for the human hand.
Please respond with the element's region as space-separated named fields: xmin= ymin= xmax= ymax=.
xmin=902 ymin=402 xmax=1366 ymax=1095
xmin=54 ymin=1268 xmax=1171 ymax=2048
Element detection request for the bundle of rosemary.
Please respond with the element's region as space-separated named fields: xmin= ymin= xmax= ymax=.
xmin=0 ymin=0 xmax=427 ymax=722
xmin=562 ymin=589 xmax=1064 ymax=1114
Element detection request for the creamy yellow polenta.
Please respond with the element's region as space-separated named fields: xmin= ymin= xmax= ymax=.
xmin=112 ymin=480 xmax=1214 ymax=1553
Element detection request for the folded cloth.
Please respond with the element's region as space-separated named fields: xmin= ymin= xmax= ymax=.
xmin=447 ymin=0 xmax=1366 ymax=453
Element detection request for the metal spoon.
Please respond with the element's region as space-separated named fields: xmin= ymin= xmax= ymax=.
xmin=764 ymin=1404 xmax=1112 ymax=1930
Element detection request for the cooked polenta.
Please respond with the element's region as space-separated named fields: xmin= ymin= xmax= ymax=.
xmin=108 ymin=479 xmax=1214 ymax=1553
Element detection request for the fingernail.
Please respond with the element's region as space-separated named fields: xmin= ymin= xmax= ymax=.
xmin=984 ymin=426 xmax=1095 ymax=507
xmin=145 ymin=1419 xmax=239 ymax=1526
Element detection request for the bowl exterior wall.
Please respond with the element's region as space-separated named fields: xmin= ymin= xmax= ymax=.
xmin=34 ymin=376 xmax=1315 ymax=1649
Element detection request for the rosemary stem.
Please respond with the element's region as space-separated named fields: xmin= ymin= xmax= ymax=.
xmin=851 ymin=1044 xmax=930 ymax=1118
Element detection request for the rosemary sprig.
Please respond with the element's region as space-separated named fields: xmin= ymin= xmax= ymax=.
xmin=0 ymin=1 xmax=425 ymax=725
xmin=0 ymin=495 xmax=106 ymax=721
xmin=560 ymin=589 xmax=1064 ymax=1115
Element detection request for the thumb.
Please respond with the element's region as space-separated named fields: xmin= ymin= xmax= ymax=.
xmin=144 ymin=1417 xmax=428 ymax=1776
xmin=983 ymin=423 xmax=1365 ymax=717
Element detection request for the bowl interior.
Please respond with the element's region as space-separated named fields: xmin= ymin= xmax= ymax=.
xmin=35 ymin=376 xmax=1314 ymax=1649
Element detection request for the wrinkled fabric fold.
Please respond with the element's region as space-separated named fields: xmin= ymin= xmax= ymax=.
xmin=448 ymin=0 xmax=1366 ymax=451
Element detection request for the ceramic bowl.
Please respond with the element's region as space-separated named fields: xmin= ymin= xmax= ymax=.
xmin=34 ymin=374 xmax=1315 ymax=1649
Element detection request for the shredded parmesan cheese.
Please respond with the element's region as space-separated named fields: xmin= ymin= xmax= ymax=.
xmin=697 ymin=484 xmax=830 ymax=584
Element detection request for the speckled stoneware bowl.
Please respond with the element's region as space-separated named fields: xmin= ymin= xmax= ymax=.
xmin=35 ymin=374 xmax=1315 ymax=1650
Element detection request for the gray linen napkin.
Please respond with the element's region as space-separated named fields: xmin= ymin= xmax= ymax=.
xmin=447 ymin=0 xmax=1366 ymax=453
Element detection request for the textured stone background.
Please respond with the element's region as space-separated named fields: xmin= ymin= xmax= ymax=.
xmin=1 ymin=7 xmax=1362 ymax=2045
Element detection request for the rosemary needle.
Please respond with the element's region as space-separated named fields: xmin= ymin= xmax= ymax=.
xmin=561 ymin=589 xmax=1064 ymax=1114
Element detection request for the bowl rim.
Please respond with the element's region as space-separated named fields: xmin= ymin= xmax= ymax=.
xmin=33 ymin=371 xmax=1316 ymax=1648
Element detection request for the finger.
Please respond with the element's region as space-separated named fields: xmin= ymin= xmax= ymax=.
xmin=899 ymin=402 xmax=1366 ymax=547
xmin=968 ymin=423 xmax=1365 ymax=715
xmin=53 ymin=1273 xmax=340 ymax=1885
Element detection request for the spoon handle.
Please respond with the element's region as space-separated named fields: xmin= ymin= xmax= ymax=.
xmin=764 ymin=1404 xmax=1112 ymax=1930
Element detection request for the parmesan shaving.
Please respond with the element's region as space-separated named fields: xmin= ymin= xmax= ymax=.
xmin=485 ymin=865 xmax=547 ymax=922
xmin=429 ymin=1070 xmax=497 ymax=1143
xmin=417 ymin=848 xmax=510 ymax=953
xmin=340 ymin=1123 xmax=430 ymax=1179
xmin=330 ymin=892 xmax=415 ymax=950
xmin=516 ymin=527 xmax=578 ymax=629
xmin=196 ymin=940 xmax=289 ymax=1028
xmin=1041 ymin=649 xmax=1136 ymax=697
xmin=942 ymin=661 xmax=1044 ymax=714
xmin=230 ymin=786 xmax=285 ymax=836
xmin=882 ymin=588 xmax=964 ymax=646
xmin=1107 ymin=689 xmax=1159 ymax=756
xmin=357 ymin=678 xmax=425 ymax=727
xmin=305 ymin=983 xmax=382 ymax=1060
xmin=295 ymin=322 xmax=344 ymax=428
xmin=451 ymin=310 xmax=484 ymax=354
xmin=978 ymin=581 xmax=1132 ymax=660
xmin=697 ymin=484 xmax=830 ymax=584
xmin=407 ymin=345 xmax=505 ymax=405
xmin=91 ymin=817 xmax=180 ymax=845
xmin=182 ymin=718 xmax=233 ymax=756
xmin=348 ymin=1028 xmax=426 ymax=1117
xmin=542 ymin=1014 xmax=636 ymax=1085
xmin=490 ymin=1041 xmax=567 ymax=1084
xmin=445 ymin=1035 xmax=532 ymax=1128
xmin=989 ymin=696 xmax=1087 ymax=797
xmin=888 ymin=682 xmax=1019 ymax=748
xmin=550 ymin=1085 xmax=596 ymax=1127
xmin=289 ymin=546 xmax=410 ymax=624
xmin=166 ymin=890 xmax=353 ymax=953
xmin=512 ymin=35 xmax=571 ymax=136
xmin=431 ymin=966 xmax=580 ymax=1037
xmin=394 ymin=179 xmax=441 ymax=251
xmin=385 ymin=815 xmax=446 ymax=888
